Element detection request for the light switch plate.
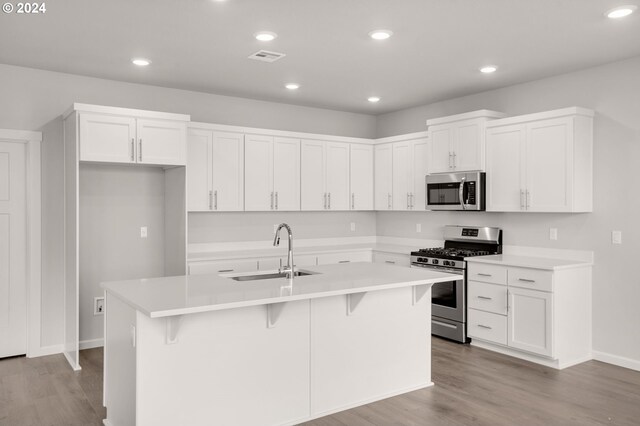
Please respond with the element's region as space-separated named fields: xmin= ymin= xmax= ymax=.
xmin=140 ymin=226 xmax=148 ymax=238
xmin=612 ymin=230 xmax=622 ymax=244
xmin=350 ymin=222 xmax=356 ymax=231
xmin=416 ymin=223 xmax=422 ymax=233
xmin=549 ymin=228 xmax=558 ymax=240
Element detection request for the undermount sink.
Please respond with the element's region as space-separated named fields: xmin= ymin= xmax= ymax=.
xmin=228 ymin=270 xmax=318 ymax=282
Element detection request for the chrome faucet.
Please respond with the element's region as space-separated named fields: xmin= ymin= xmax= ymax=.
xmin=273 ymin=223 xmax=294 ymax=278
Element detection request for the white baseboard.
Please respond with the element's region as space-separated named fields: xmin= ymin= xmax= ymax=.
xmin=593 ymin=351 xmax=640 ymax=372
xmin=63 ymin=350 xmax=82 ymax=371
xmin=27 ymin=343 xmax=64 ymax=358
xmin=80 ymin=338 xmax=104 ymax=350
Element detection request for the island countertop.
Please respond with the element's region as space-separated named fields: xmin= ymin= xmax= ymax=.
xmin=101 ymin=262 xmax=461 ymax=318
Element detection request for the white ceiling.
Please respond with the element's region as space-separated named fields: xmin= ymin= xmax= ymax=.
xmin=1 ymin=0 xmax=639 ymax=114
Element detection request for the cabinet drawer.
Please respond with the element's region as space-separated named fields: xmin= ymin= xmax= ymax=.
xmin=468 ymin=309 xmax=507 ymax=345
xmin=189 ymin=259 xmax=258 ymax=275
xmin=373 ymin=252 xmax=410 ymax=267
xmin=468 ymin=281 xmax=507 ymax=315
xmin=316 ymin=251 xmax=372 ymax=265
xmin=508 ymin=267 xmax=553 ymax=292
xmin=467 ymin=263 xmax=507 ymax=285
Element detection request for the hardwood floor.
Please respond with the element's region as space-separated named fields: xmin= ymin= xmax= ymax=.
xmin=1 ymin=338 xmax=639 ymax=425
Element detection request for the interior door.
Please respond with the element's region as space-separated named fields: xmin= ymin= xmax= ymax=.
xmin=0 ymin=141 xmax=27 ymax=358
xmin=273 ymin=137 xmax=300 ymax=211
xmin=325 ymin=142 xmax=350 ymax=210
xmin=186 ymin=129 xmax=212 ymax=211
xmin=244 ymin=135 xmax=274 ymax=211
xmin=212 ymin=132 xmax=244 ymax=211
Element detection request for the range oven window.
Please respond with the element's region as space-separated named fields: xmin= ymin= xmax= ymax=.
xmin=432 ymin=279 xmax=457 ymax=309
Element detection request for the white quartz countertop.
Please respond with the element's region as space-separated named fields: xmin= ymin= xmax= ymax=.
xmin=188 ymin=243 xmax=416 ymax=262
xmin=101 ymin=262 xmax=461 ymax=318
xmin=466 ymin=254 xmax=593 ymax=270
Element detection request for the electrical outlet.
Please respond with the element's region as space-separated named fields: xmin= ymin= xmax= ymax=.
xmin=416 ymin=223 xmax=422 ymax=233
xmin=549 ymin=228 xmax=558 ymax=240
xmin=612 ymin=230 xmax=622 ymax=244
xmin=350 ymin=222 xmax=356 ymax=232
xmin=94 ymin=297 xmax=105 ymax=315
xmin=140 ymin=226 xmax=148 ymax=238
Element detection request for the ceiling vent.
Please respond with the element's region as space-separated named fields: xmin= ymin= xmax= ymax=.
xmin=248 ymin=50 xmax=286 ymax=63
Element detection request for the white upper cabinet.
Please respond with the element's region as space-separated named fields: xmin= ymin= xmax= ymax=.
xmin=245 ymin=135 xmax=300 ymax=211
xmin=75 ymin=105 xmax=189 ymax=166
xmin=486 ymin=107 xmax=594 ymax=213
xmin=187 ymin=129 xmax=244 ymax=212
xmin=301 ymin=140 xmax=350 ymax=211
xmin=136 ymin=119 xmax=186 ymax=166
xmin=79 ymin=114 xmax=136 ymax=163
xmin=375 ymin=135 xmax=429 ymax=211
xmin=426 ymin=110 xmax=506 ymax=173
xmin=374 ymin=144 xmax=393 ymax=211
xmin=349 ymin=144 xmax=374 ymax=210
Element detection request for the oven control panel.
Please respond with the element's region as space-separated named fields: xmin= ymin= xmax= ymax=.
xmin=411 ymin=256 xmax=462 ymax=270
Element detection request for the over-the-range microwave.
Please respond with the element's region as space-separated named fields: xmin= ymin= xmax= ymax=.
xmin=425 ymin=171 xmax=486 ymax=211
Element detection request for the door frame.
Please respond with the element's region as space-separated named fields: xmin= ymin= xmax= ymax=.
xmin=0 ymin=129 xmax=42 ymax=358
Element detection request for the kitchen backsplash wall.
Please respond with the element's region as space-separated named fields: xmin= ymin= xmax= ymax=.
xmin=189 ymin=211 xmax=377 ymax=244
xmin=376 ymin=55 xmax=640 ymax=368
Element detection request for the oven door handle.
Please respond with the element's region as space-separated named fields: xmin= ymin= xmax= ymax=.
xmin=459 ymin=176 xmax=466 ymax=210
xmin=432 ymin=320 xmax=458 ymax=329
xmin=411 ymin=263 xmax=462 ymax=274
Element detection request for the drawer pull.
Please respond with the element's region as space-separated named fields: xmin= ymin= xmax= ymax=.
xmin=338 ymin=260 xmax=350 ymax=264
xmin=477 ymin=324 xmax=492 ymax=330
xmin=518 ymin=278 xmax=536 ymax=283
xmin=477 ymin=273 xmax=492 ymax=277
xmin=433 ymin=320 xmax=458 ymax=329
xmin=477 ymin=296 xmax=493 ymax=300
xmin=385 ymin=260 xmax=396 ymax=264
xmin=218 ymin=269 xmax=234 ymax=273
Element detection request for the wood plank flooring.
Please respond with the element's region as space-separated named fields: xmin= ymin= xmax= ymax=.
xmin=1 ymin=338 xmax=639 ymax=425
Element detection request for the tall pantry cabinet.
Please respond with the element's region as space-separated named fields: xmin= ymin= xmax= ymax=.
xmin=63 ymin=104 xmax=189 ymax=370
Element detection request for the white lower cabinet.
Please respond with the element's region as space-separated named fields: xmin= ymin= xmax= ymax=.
xmin=189 ymin=259 xmax=258 ymax=275
xmin=316 ymin=251 xmax=372 ymax=265
xmin=467 ymin=259 xmax=592 ymax=369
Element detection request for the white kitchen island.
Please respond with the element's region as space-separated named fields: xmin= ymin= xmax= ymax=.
xmin=101 ymin=262 xmax=462 ymax=426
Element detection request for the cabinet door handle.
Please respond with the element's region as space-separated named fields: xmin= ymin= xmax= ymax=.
xmin=270 ymin=192 xmax=274 ymax=210
xmin=518 ymin=278 xmax=536 ymax=283
xmin=131 ymin=138 xmax=135 ymax=161
xmin=449 ymin=152 xmax=453 ymax=169
xmin=138 ymin=139 xmax=142 ymax=162
xmin=388 ymin=193 xmax=392 ymax=209
xmin=338 ymin=260 xmax=350 ymax=263
xmin=351 ymin=193 xmax=355 ymax=210
xmin=477 ymin=273 xmax=492 ymax=277
xmin=275 ymin=192 xmax=278 ymax=210
xmin=520 ymin=190 xmax=525 ymax=210
xmin=526 ymin=190 xmax=531 ymax=210
xmin=328 ymin=192 xmax=331 ymax=209
xmin=477 ymin=296 xmax=493 ymax=300
xmin=407 ymin=193 xmax=410 ymax=209
xmin=218 ymin=269 xmax=233 ymax=273
xmin=385 ymin=260 xmax=396 ymax=264
xmin=208 ymin=190 xmax=213 ymax=210
xmin=323 ymin=193 xmax=327 ymax=209
xmin=452 ymin=152 xmax=456 ymax=169
xmin=477 ymin=324 xmax=492 ymax=330
xmin=410 ymin=192 xmax=414 ymax=208
xmin=214 ymin=190 xmax=218 ymax=210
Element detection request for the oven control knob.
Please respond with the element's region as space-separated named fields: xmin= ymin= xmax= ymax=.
xmin=449 ymin=261 xmax=456 ymax=267
xmin=442 ymin=261 xmax=449 ymax=266
xmin=432 ymin=259 xmax=439 ymax=265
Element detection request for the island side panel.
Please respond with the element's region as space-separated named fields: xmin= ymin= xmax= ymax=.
xmin=134 ymin=301 xmax=311 ymax=426
xmin=104 ymin=292 xmax=137 ymax=426
xmin=310 ymin=285 xmax=432 ymax=418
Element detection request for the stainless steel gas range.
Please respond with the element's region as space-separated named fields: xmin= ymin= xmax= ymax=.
xmin=410 ymin=225 xmax=502 ymax=343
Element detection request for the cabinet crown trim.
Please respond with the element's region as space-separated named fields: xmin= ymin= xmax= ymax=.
xmin=426 ymin=110 xmax=507 ymax=127
xmin=485 ymin=106 xmax=594 ymax=128
xmin=64 ymin=103 xmax=191 ymax=122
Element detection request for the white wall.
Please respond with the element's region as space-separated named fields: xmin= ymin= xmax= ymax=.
xmin=0 ymin=63 xmax=376 ymax=350
xmin=376 ymin=55 xmax=640 ymax=367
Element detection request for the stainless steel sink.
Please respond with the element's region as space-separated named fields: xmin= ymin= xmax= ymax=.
xmin=229 ymin=270 xmax=318 ymax=281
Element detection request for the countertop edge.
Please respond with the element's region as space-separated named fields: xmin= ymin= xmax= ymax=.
xmin=465 ymin=256 xmax=593 ymax=271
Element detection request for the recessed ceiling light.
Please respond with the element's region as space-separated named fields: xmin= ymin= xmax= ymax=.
xmin=285 ymin=83 xmax=299 ymax=90
xmin=132 ymin=58 xmax=151 ymax=66
xmin=254 ymin=31 xmax=277 ymax=41
xmin=480 ymin=65 xmax=497 ymax=74
xmin=606 ymin=5 xmax=637 ymax=18
xmin=368 ymin=96 xmax=381 ymax=103
xmin=369 ymin=30 xmax=393 ymax=40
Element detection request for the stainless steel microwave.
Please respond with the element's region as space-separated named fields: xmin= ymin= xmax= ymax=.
xmin=425 ymin=172 xmax=486 ymax=211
